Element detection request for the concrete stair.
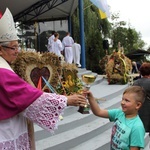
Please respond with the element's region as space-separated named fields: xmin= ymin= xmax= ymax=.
xmin=34 ymin=68 xmax=150 ymax=150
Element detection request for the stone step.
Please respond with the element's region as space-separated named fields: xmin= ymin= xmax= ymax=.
xmin=34 ymin=89 xmax=122 ymax=149
xmin=34 ymin=79 xmax=149 ymax=149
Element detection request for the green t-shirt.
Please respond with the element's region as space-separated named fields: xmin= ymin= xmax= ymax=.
xmin=108 ymin=109 xmax=145 ymax=150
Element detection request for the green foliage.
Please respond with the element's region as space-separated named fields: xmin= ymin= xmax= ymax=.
xmin=110 ymin=12 xmax=146 ymax=54
xmin=72 ymin=0 xmax=111 ymax=74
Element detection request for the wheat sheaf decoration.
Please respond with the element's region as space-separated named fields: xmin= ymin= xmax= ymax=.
xmin=11 ymin=51 xmax=62 ymax=92
xmin=105 ymin=51 xmax=132 ymax=84
xmin=56 ymin=63 xmax=83 ymax=95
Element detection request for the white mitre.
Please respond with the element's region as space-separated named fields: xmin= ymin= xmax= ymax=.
xmin=0 ymin=8 xmax=18 ymax=42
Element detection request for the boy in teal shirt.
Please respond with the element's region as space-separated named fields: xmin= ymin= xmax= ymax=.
xmin=86 ymin=86 xmax=145 ymax=150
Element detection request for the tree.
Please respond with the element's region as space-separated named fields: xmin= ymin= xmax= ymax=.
xmin=110 ymin=12 xmax=145 ymax=54
xmin=72 ymin=0 xmax=111 ymax=74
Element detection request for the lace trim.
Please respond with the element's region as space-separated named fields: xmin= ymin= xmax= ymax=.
xmin=0 ymin=133 xmax=30 ymax=150
xmin=23 ymin=93 xmax=67 ymax=133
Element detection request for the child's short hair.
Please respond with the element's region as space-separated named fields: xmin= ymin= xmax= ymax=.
xmin=123 ymin=86 xmax=146 ymax=104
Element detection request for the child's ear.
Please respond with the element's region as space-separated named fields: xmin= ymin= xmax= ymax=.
xmin=136 ymin=102 xmax=142 ymax=110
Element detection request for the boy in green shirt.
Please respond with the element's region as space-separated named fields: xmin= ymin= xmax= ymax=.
xmin=86 ymin=86 xmax=146 ymax=150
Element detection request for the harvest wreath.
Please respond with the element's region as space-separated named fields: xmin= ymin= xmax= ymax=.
xmin=100 ymin=50 xmax=132 ymax=84
xmin=11 ymin=51 xmax=83 ymax=95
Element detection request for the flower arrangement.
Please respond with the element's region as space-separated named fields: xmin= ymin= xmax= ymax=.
xmin=55 ymin=63 xmax=83 ymax=95
xmin=11 ymin=51 xmax=83 ymax=95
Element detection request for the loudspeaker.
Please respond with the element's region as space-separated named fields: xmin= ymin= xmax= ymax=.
xmin=103 ymin=40 xmax=109 ymax=50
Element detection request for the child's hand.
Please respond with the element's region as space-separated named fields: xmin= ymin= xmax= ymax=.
xmin=82 ymin=90 xmax=94 ymax=101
